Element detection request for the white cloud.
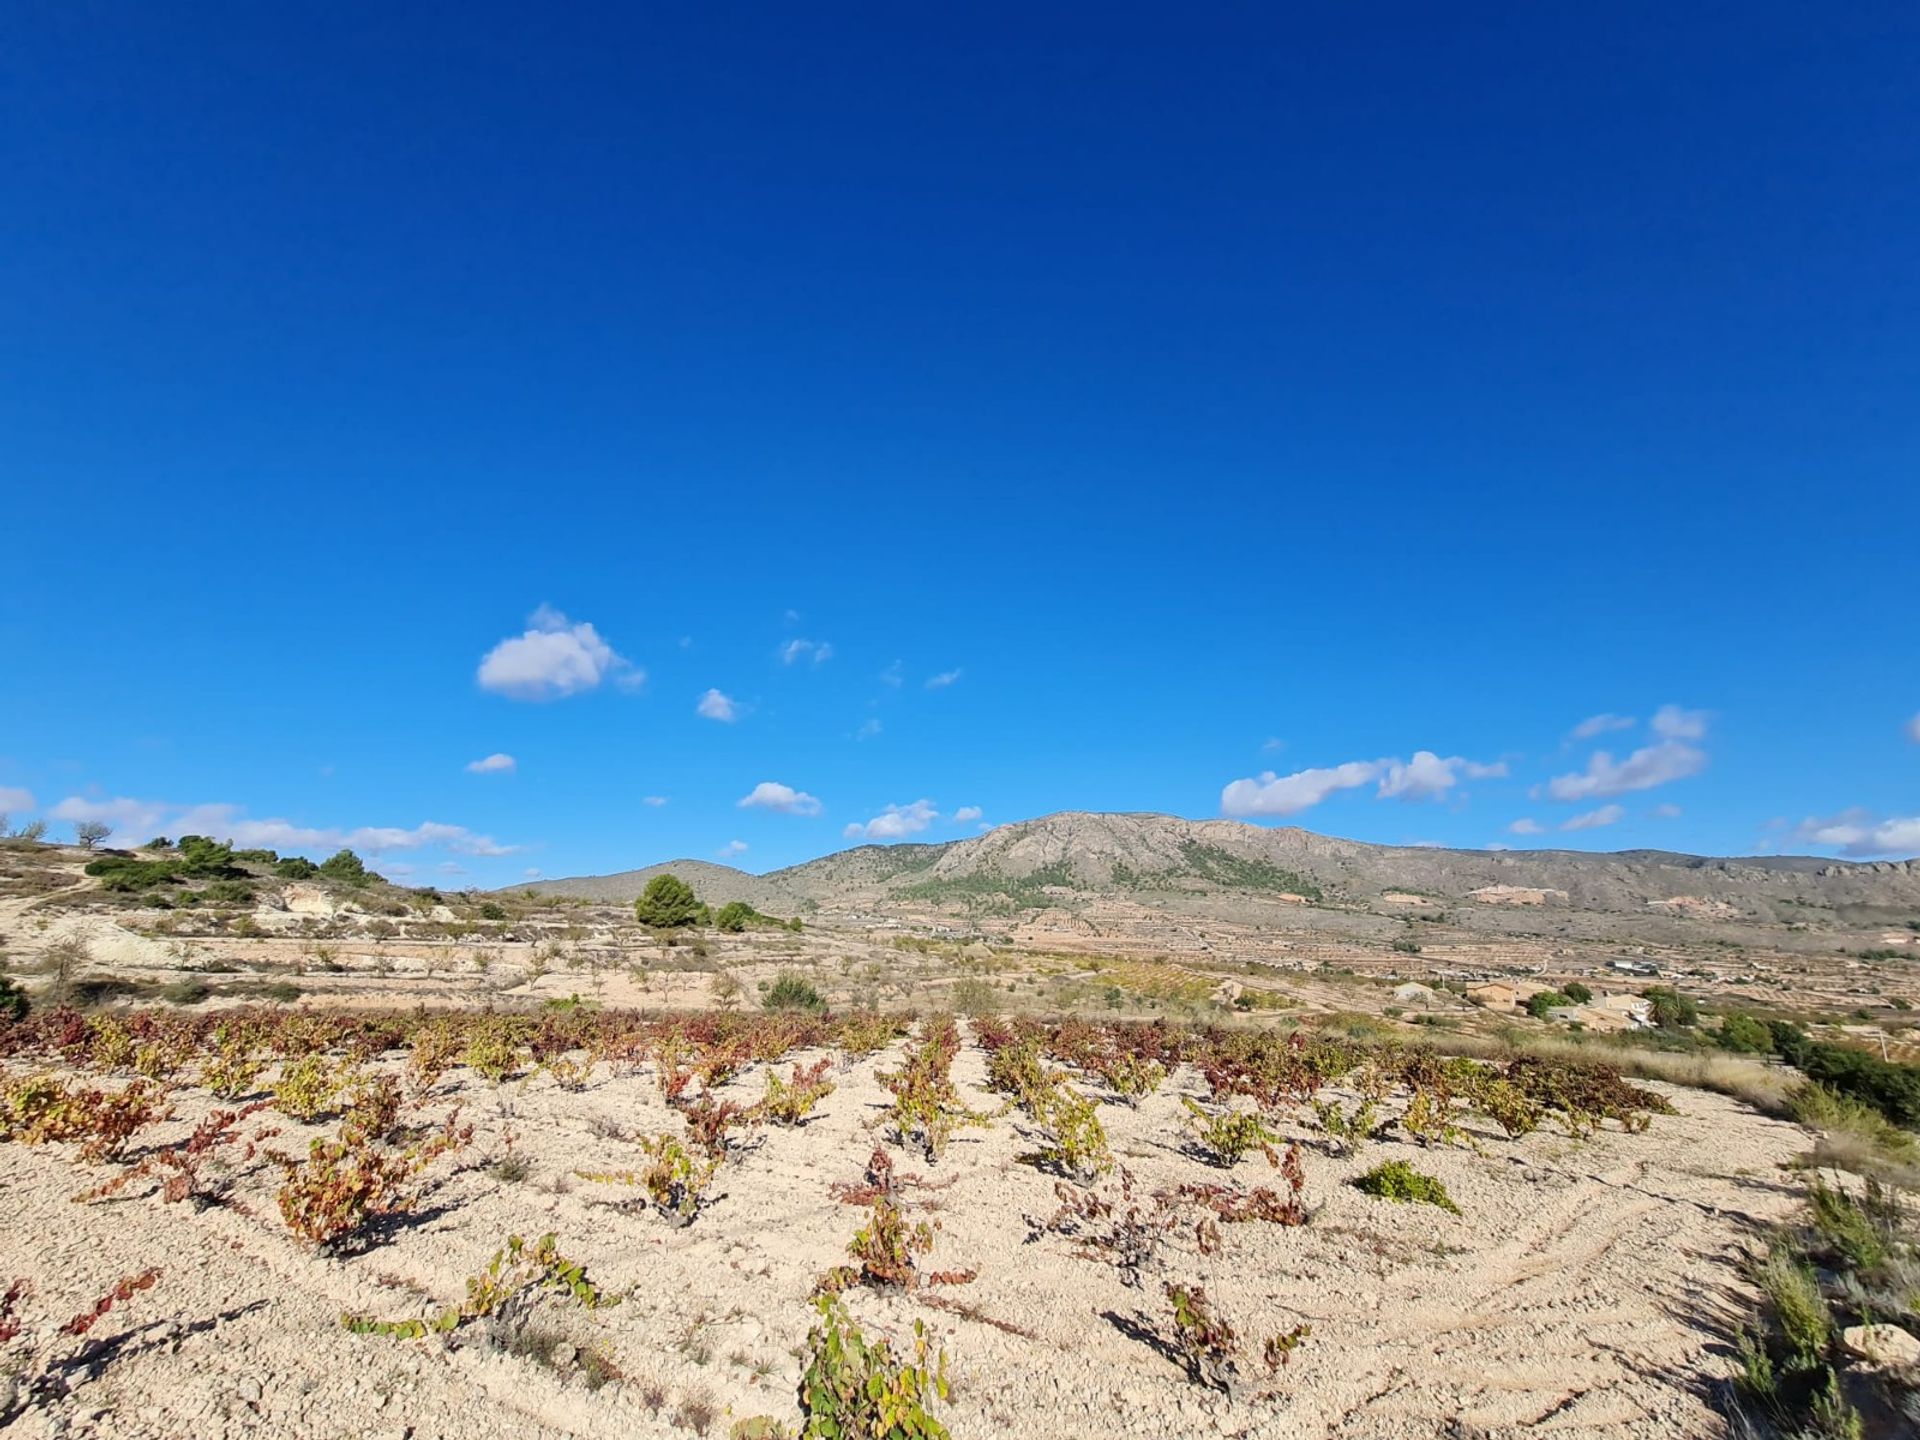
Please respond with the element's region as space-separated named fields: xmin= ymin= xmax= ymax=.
xmin=1650 ymin=704 xmax=1709 ymax=741
xmin=477 ymin=605 xmax=639 ymax=700
xmin=1508 ymin=818 xmax=1545 ymax=835
xmin=1376 ymin=751 xmax=1508 ymax=802
xmin=1224 ymin=748 xmax=1507 ymax=818
xmin=1222 ymin=761 xmax=1385 ymax=817
xmin=925 ymin=669 xmax=963 ymax=690
xmin=1570 ymin=713 xmax=1636 ymax=740
xmin=1261 ymin=737 xmax=1285 ymax=753
xmin=643 ymin=795 xmax=669 ymax=807
xmin=48 ymin=796 xmax=169 ymax=840
xmin=1561 ymin=804 xmax=1625 ymax=832
xmin=879 ymin=661 xmax=903 ymax=688
xmin=1541 ymin=738 xmax=1706 ymax=801
xmin=1650 ymin=803 xmax=1682 ymax=819
xmin=737 ymin=781 xmax=822 ymax=816
xmin=49 ymin=796 xmax=519 ymax=856
xmin=0 ymin=787 xmax=38 ymax=813
xmin=1907 ymin=712 xmax=1920 ymax=743
xmin=1794 ymin=810 xmax=1920 ymax=858
xmin=856 ymin=718 xmax=883 ymax=741
xmin=952 ymin=805 xmax=983 ymax=824
xmin=465 ymin=753 xmax=516 ymax=775
xmin=718 ymin=840 xmax=749 ymax=858
xmin=779 ymin=638 xmax=834 ymax=666
xmin=523 ymin=867 xmax=543 ymax=878
xmin=844 ymin=799 xmax=940 ymax=841
xmin=696 ymin=688 xmax=739 ymax=722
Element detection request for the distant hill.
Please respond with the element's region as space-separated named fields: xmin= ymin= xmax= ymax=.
xmin=512 ymin=811 xmax=1920 ymax=919
xmin=512 ymin=859 xmax=796 ymax=911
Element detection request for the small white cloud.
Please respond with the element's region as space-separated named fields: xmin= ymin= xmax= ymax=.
xmin=1261 ymin=737 xmax=1285 ymax=753
xmin=844 ymin=799 xmax=939 ymax=841
xmin=0 ymin=786 xmax=37 ymax=813
xmin=1570 ymin=713 xmax=1636 ymax=740
xmin=856 ymin=718 xmax=883 ymax=740
xmin=696 ymin=688 xmax=740 ymax=723
xmin=779 ymin=638 xmax=834 ymax=666
xmin=718 ymin=839 xmax=749 ymax=858
xmin=952 ymin=805 xmax=983 ymax=823
xmin=737 ymin=781 xmax=822 ymax=816
xmin=1650 ymin=803 xmax=1682 ymax=819
xmin=1508 ymin=818 xmax=1545 ymax=835
xmin=1222 ymin=761 xmax=1384 ymax=818
xmin=1907 ymin=711 xmax=1920 ymax=743
xmin=523 ymin=867 xmax=543 ymax=878
xmin=1377 ymin=752 xmax=1458 ymax=801
xmin=925 ymin=669 xmax=963 ymax=690
xmin=48 ymin=796 xmax=519 ymax=856
xmin=477 ymin=605 xmax=639 ymax=700
xmin=642 ymin=795 xmax=669 ymax=807
xmin=465 ymin=753 xmax=516 ymax=775
xmin=1650 ymin=704 xmax=1709 ymax=741
xmin=1561 ymin=804 xmax=1626 ymax=832
xmin=879 ymin=661 xmax=903 ymax=688
xmin=1794 ymin=810 xmax=1920 ymax=858
xmin=436 ymin=861 xmax=467 ymax=876
xmin=1376 ymin=751 xmax=1507 ymax=802
xmin=1540 ymin=739 xmax=1706 ymax=801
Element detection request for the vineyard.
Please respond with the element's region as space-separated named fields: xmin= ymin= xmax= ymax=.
xmin=0 ymin=1002 xmax=1809 ymax=1439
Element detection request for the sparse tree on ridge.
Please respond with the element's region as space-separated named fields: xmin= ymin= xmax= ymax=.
xmin=74 ymin=820 xmax=111 ymax=850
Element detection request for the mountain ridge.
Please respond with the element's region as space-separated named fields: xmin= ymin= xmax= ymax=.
xmin=509 ymin=811 xmax=1919 ymax=917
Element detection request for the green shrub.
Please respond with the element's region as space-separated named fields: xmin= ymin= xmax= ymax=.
xmin=86 ymin=856 xmax=182 ymax=892
xmin=274 ymin=857 xmax=319 ymax=880
xmin=1774 ymin=1025 xmax=1920 ymax=1129
xmin=0 ymin=974 xmax=28 ymax=1023
xmin=319 ymin=849 xmax=372 ymax=887
xmin=1718 ymin=1012 xmax=1772 ymax=1053
xmin=714 ymin=900 xmax=757 ymax=933
xmin=765 ymin=972 xmax=826 ymax=1015
xmin=1525 ymin=991 xmax=1572 ymax=1019
xmin=1562 ymin=982 xmax=1592 ymax=1004
xmin=177 ymin=835 xmax=237 ymax=877
xmin=634 ymin=874 xmax=702 ymax=928
xmin=1352 ymin=1159 xmax=1460 ymax=1214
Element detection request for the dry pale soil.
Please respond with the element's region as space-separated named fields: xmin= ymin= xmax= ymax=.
xmin=0 ymin=1025 xmax=1809 ymax=1440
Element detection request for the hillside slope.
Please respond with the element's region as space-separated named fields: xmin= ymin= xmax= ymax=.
xmin=518 ymin=811 xmax=1920 ymax=919
xmin=514 ymin=860 xmax=796 ymax=911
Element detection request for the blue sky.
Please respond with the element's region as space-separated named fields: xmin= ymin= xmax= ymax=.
xmin=3 ymin=4 xmax=1916 ymax=884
